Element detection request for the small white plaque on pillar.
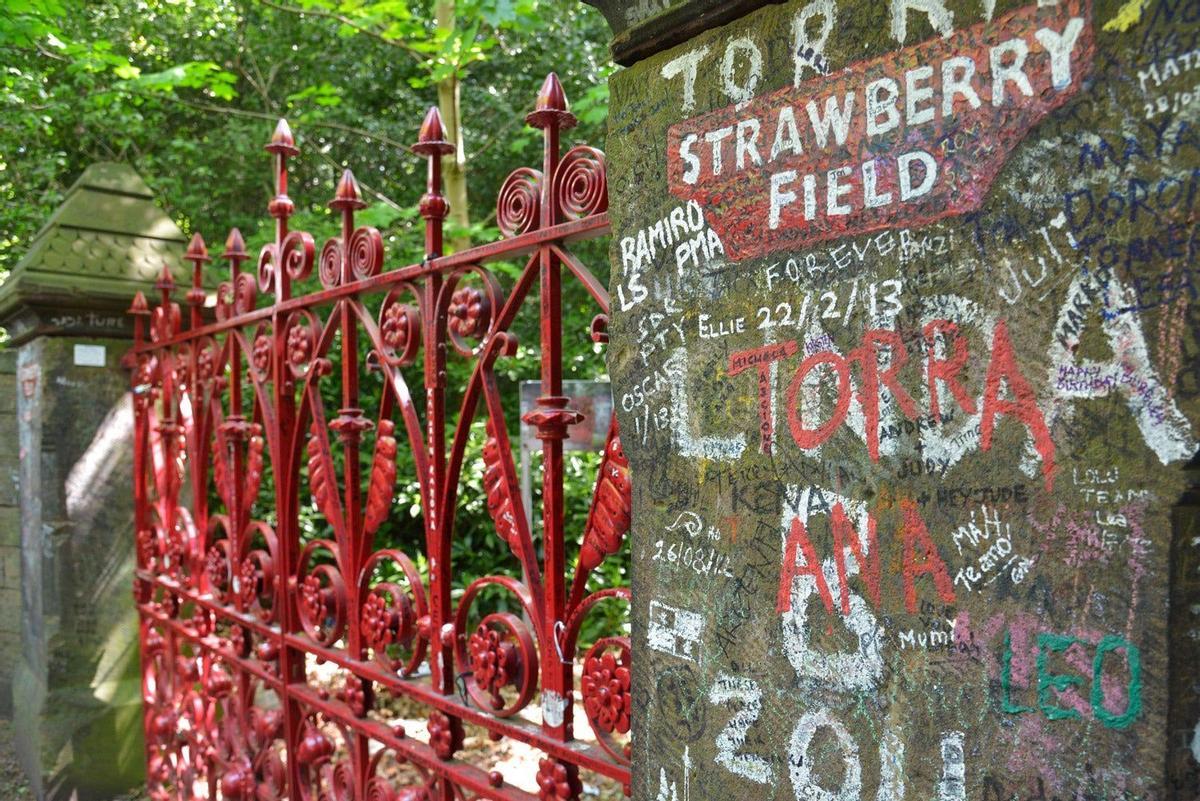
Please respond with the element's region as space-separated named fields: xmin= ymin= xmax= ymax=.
xmin=73 ymin=344 xmax=107 ymax=367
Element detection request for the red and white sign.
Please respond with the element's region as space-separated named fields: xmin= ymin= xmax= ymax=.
xmin=666 ymin=0 xmax=1093 ymax=260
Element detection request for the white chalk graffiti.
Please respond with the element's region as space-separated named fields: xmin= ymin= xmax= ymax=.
xmin=938 ymin=732 xmax=967 ymax=801
xmin=656 ymin=746 xmax=693 ymax=801
xmin=648 ymin=600 xmax=705 ymax=662
xmin=660 ymin=0 xmax=1012 ymax=114
xmin=779 ymin=484 xmax=885 ymax=691
xmin=793 ymin=0 xmax=836 ymax=82
xmin=665 ymin=510 xmax=722 ymax=542
xmin=877 ymin=731 xmax=906 ymax=801
xmin=1037 ymin=268 xmax=1197 ymax=473
xmin=541 ymin=690 xmax=569 ymax=728
xmin=995 ymin=213 xmax=1070 ymax=304
xmin=661 ymin=47 xmax=711 ymax=115
xmin=668 ymin=347 xmax=747 ymax=461
xmin=709 ymin=675 xmax=774 ymax=785
xmin=788 ymin=710 xmax=862 ymax=801
xmin=890 ymin=0 xmax=955 ymax=44
xmin=721 ymin=36 xmax=763 ymax=109
xmin=706 ymin=664 xmax=971 ymax=800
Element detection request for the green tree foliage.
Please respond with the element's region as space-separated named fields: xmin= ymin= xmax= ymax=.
xmin=0 ymin=0 xmax=624 ymax=640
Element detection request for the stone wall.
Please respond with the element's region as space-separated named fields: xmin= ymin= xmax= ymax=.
xmin=0 ymin=349 xmax=20 ymax=716
xmin=603 ymin=0 xmax=1200 ymax=798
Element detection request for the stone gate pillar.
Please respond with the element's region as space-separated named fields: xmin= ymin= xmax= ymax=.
xmin=0 ymin=349 xmax=19 ymax=715
xmin=587 ymin=0 xmax=1200 ymax=798
xmin=0 ymin=162 xmax=188 ymax=800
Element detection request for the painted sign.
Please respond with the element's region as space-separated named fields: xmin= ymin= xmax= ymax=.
xmin=666 ymin=0 xmax=1094 ymax=258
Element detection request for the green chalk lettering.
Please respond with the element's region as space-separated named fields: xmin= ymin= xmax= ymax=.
xmin=1036 ymin=633 xmax=1084 ymax=721
xmin=1091 ymin=635 xmax=1142 ymax=729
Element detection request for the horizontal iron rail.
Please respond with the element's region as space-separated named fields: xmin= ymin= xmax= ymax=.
xmin=138 ymin=570 xmax=627 ymax=782
xmin=132 ymin=213 xmax=610 ymax=354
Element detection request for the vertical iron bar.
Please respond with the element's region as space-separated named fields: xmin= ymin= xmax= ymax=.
xmin=332 ymin=169 xmax=366 ymax=652
xmin=415 ymin=106 xmax=453 ymax=695
xmin=414 ymin=105 xmax=455 ymax=801
xmin=265 ymin=118 xmax=306 ymax=799
xmin=185 ymin=235 xmax=210 ymax=584
xmin=332 ymin=168 xmax=372 ymax=797
xmin=528 ymin=73 xmax=577 ymax=743
xmin=222 ymin=230 xmax=250 ymax=561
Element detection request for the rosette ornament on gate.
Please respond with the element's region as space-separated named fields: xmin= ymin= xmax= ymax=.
xmin=129 ymin=79 xmax=630 ymax=799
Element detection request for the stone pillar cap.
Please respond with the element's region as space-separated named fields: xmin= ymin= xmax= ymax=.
xmin=0 ymin=162 xmax=194 ymax=345
xmin=583 ymin=0 xmax=779 ymax=65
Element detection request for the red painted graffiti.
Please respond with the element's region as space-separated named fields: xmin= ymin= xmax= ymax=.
xmin=667 ymin=0 xmax=1093 ymax=259
xmin=729 ymin=318 xmax=1058 ymax=490
xmin=776 ymin=498 xmax=955 ymax=616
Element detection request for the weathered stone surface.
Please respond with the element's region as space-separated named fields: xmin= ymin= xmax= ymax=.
xmin=0 ymin=161 xmax=190 ymax=346
xmin=12 ymin=336 xmax=143 ymax=800
xmin=583 ymin=0 xmax=779 ymax=64
xmin=604 ymin=1 xmax=1200 ymax=798
xmin=0 ymin=162 xmax=170 ymax=799
xmin=0 ymin=349 xmax=18 ymax=715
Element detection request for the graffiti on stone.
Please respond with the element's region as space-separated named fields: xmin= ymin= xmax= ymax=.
xmin=607 ymin=0 xmax=1200 ymax=797
xmin=667 ymin=0 xmax=1094 ymax=258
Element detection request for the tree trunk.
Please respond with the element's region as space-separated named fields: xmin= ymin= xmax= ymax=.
xmin=435 ymin=0 xmax=470 ymax=250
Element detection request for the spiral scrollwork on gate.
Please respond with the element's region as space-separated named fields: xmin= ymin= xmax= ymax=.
xmin=497 ymin=167 xmax=542 ymax=238
xmin=258 ymin=228 xmax=316 ymax=294
xmin=320 ymin=171 xmax=384 ymax=288
xmin=554 ymin=146 xmax=608 ymax=221
xmin=132 ymin=73 xmax=627 ymax=801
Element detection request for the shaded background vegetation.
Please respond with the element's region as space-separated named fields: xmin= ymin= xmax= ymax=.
xmin=0 ymin=0 xmax=625 ymax=640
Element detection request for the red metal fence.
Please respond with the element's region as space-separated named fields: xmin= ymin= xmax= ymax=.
xmin=128 ymin=73 xmax=629 ymax=801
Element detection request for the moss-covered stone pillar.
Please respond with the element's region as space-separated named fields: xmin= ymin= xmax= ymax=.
xmin=0 ymin=162 xmax=188 ymax=800
xmin=590 ymin=0 xmax=1200 ymax=798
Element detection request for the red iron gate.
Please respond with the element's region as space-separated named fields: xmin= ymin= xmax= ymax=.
xmin=129 ymin=74 xmax=630 ymax=800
